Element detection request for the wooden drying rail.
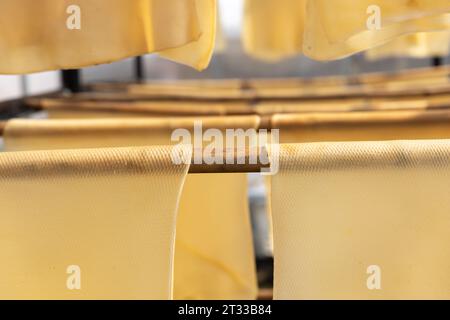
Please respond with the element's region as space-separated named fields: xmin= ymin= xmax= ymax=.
xmin=0 ymin=110 xmax=450 ymax=174
xmin=1 ymin=108 xmax=449 ymax=174
xmin=24 ymin=93 xmax=450 ymax=118
xmin=189 ymin=148 xmax=270 ymax=174
xmin=25 ymin=79 xmax=450 ymax=113
xmin=2 ymin=109 xmax=449 ymax=136
xmin=17 ymin=65 xmax=450 ymax=117
xmin=70 ymin=81 xmax=450 ymax=101
xmin=85 ymin=65 xmax=450 ymax=101
xmin=89 ymin=65 xmax=450 ymax=93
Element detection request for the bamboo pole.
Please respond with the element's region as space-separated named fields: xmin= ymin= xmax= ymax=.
xmin=25 ymin=92 xmax=450 ymax=117
xmin=188 ymin=148 xmax=270 ymax=174
xmin=88 ymin=65 xmax=450 ymax=93
xmin=1 ymin=108 xmax=449 ymax=173
xmin=2 ymin=109 xmax=449 ymax=137
xmin=26 ymin=80 xmax=450 ymax=109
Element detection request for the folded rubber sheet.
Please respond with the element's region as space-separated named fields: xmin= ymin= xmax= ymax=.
xmin=0 ymin=145 xmax=190 ymax=299
xmin=270 ymin=140 xmax=450 ymax=299
xmin=244 ymin=0 xmax=305 ymax=62
xmin=3 ymin=118 xmax=259 ymax=300
xmin=0 ymin=0 xmax=216 ymax=73
xmin=244 ymin=0 xmax=450 ymax=61
xmin=272 ymin=110 xmax=450 ymax=143
xmin=366 ymin=30 xmax=450 ymax=60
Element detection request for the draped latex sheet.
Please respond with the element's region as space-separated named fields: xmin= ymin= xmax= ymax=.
xmin=244 ymin=0 xmax=450 ymax=61
xmin=0 ymin=145 xmax=190 ymax=299
xmin=244 ymin=0 xmax=305 ymax=62
xmin=366 ymin=30 xmax=450 ymax=60
xmin=0 ymin=0 xmax=216 ymax=73
xmin=270 ymin=140 xmax=450 ymax=299
xmin=273 ymin=111 xmax=450 ymax=144
xmin=4 ymin=118 xmax=258 ymax=300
